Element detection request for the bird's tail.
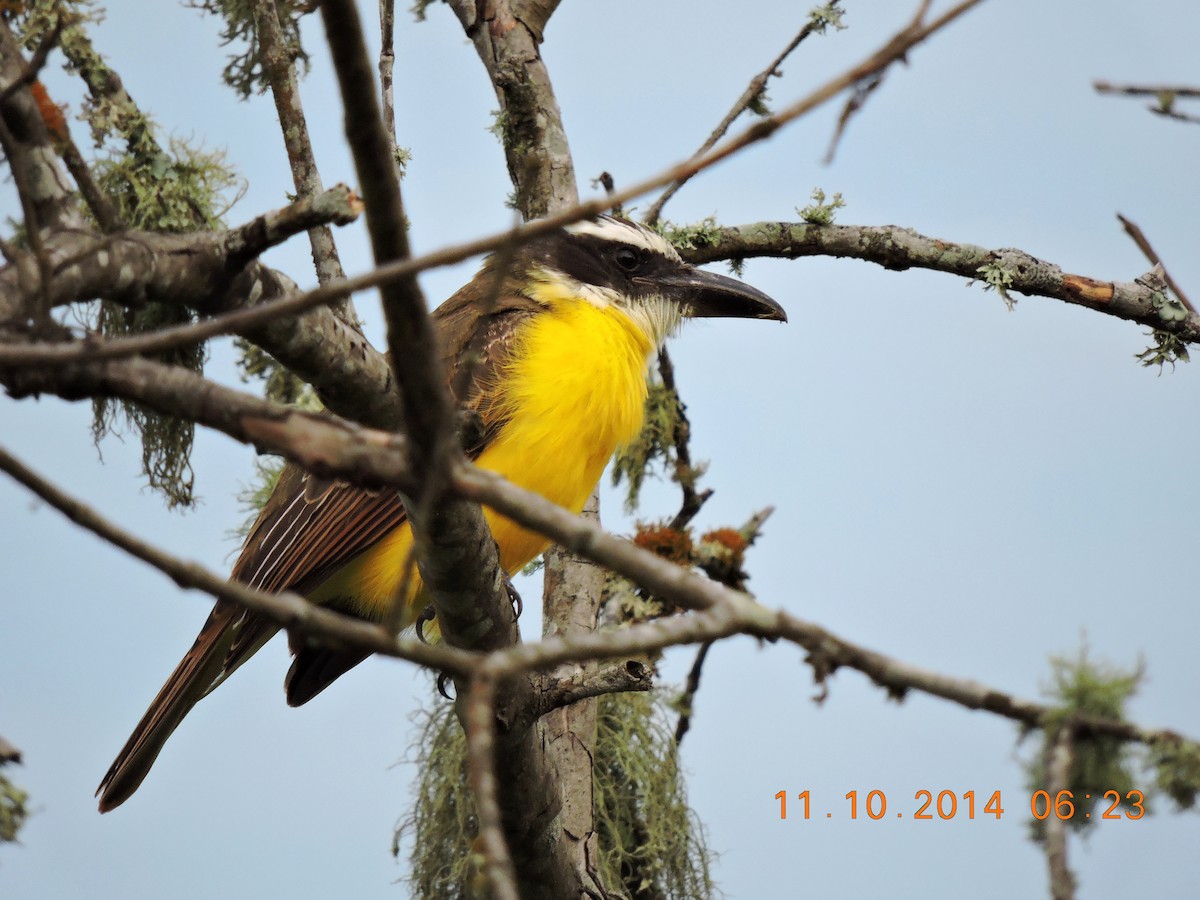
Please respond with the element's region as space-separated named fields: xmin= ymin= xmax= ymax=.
xmin=96 ymin=603 xmax=240 ymax=812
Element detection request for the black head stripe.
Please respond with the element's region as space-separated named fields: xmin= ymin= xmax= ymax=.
xmin=526 ymin=218 xmax=684 ymax=299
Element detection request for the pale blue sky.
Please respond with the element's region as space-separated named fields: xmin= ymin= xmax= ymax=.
xmin=4 ymin=1 xmax=1200 ymax=897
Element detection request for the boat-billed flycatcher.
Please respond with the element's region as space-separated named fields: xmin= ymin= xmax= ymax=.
xmin=97 ymin=215 xmax=785 ymax=812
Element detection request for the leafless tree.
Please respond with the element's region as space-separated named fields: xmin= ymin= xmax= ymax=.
xmin=3 ymin=2 xmax=1199 ymax=897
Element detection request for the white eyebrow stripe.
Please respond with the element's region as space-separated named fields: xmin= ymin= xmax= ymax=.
xmin=566 ymin=216 xmax=681 ymax=261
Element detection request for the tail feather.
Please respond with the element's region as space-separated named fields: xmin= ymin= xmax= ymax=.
xmin=96 ymin=604 xmax=241 ymax=812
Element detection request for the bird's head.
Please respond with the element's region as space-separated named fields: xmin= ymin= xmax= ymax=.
xmin=512 ymin=215 xmax=786 ymax=346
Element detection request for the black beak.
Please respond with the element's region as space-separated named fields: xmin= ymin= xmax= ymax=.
xmin=647 ymin=266 xmax=787 ymax=322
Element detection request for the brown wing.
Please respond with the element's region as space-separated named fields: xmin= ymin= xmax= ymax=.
xmin=98 ymin=286 xmax=540 ymax=811
xmin=281 ymin=293 xmax=540 ymax=703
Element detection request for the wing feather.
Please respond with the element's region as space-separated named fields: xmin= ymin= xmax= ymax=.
xmin=98 ymin=288 xmax=541 ymax=810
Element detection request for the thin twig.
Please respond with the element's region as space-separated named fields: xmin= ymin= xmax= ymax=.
xmin=253 ymin=0 xmax=350 ymax=295
xmin=57 ymin=131 xmax=121 ymax=233
xmin=674 ymin=640 xmax=713 ymax=744
xmin=658 ymin=346 xmax=713 ymax=531
xmin=4 ymin=0 xmax=986 ymax=340
xmin=822 ymin=71 xmax=884 ymax=164
xmin=644 ymin=4 xmax=842 ymax=225
xmin=1094 ymin=81 xmax=1200 ymax=98
xmin=379 ymin=0 xmax=398 ymax=168
xmin=0 ymin=443 xmax=475 ymax=676
xmin=320 ymin=0 xmax=445 ymax=469
xmin=1117 ymin=212 xmax=1197 ymax=314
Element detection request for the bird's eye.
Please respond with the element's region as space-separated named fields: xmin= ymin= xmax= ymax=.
xmin=614 ymin=247 xmax=641 ymax=272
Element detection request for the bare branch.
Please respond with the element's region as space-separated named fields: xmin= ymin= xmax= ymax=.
xmin=445 ymin=0 xmax=578 ymax=217
xmin=0 ymin=443 xmax=474 ymax=677
xmin=1116 ymin=212 xmax=1195 ymax=313
xmin=673 ymin=640 xmax=713 ymax=745
xmin=1044 ymin=728 xmax=1078 ymax=900
xmin=378 ymin=0 xmax=398 ymax=167
xmin=319 ymin=0 xmax=447 ymax=466
xmin=1094 ymin=80 xmax=1200 ymax=98
xmin=645 ymin=4 xmax=843 ymax=224
xmin=0 ymin=183 xmax=359 ymax=337
xmin=682 ymin=220 xmax=1199 ymax=342
xmin=533 ymin=660 xmax=653 ymax=720
xmin=823 ymin=70 xmax=884 ymax=164
xmin=1094 ymin=80 xmax=1200 ymax=125
xmin=252 ymin=0 xmax=351 ymax=293
xmin=656 ymin=347 xmax=712 ymax=530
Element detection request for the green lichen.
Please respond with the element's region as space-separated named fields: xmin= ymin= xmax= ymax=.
xmin=1024 ymin=644 xmax=1143 ymax=843
xmin=227 ymin=455 xmax=286 ymax=544
xmin=808 ymin=1 xmax=847 ymax=34
xmin=0 ymin=774 xmax=29 ymax=848
xmin=1135 ymin=329 xmax=1190 ymax=372
xmin=798 ymin=187 xmax=845 ymax=226
xmin=656 ymin=215 xmax=724 ymax=253
xmin=612 ymin=377 xmax=692 ymax=513
xmin=22 ymin=3 xmax=241 ymax=508
xmin=235 ymin=338 xmax=312 ymax=407
xmin=976 ymin=260 xmax=1017 ymax=310
xmin=89 ymin=135 xmax=238 ymax=508
xmin=1149 ymin=739 xmax=1200 ymax=810
xmin=1150 ymin=290 xmax=1189 ymax=323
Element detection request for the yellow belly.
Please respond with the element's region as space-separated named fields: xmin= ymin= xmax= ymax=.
xmin=313 ymin=295 xmax=654 ymax=628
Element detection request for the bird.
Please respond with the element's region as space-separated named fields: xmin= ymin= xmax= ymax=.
xmin=96 ymin=215 xmax=785 ymax=811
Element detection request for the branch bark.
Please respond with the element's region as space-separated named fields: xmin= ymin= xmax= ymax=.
xmin=0 ymin=444 xmax=474 ymax=677
xmin=252 ymin=0 xmax=352 ymax=296
xmin=319 ymin=3 xmax=580 ymax=896
xmin=682 ymin=220 xmax=1198 ymax=341
xmin=445 ymin=0 xmax=577 ymax=219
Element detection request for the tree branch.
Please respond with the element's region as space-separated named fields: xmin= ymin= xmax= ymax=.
xmin=644 ymin=4 xmax=842 ymax=225
xmin=252 ymin=0 xmax=351 ymax=295
xmin=9 ymin=348 xmax=1193 ymax=760
xmin=1115 ymin=212 xmax=1195 ymax=313
xmin=445 ymin=0 xmax=577 ymax=218
xmin=1043 ymin=727 xmax=1077 ymax=900
xmin=319 ymin=4 xmax=580 ymax=895
xmin=682 ymin=220 xmax=1198 ymax=341
xmin=0 ymin=443 xmax=474 ymax=677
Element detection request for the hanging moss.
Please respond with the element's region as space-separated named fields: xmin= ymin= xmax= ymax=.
xmin=612 ymin=378 xmax=681 ymax=513
xmin=1024 ymin=645 xmax=1143 ymax=843
xmin=397 ymin=704 xmax=477 ymax=898
xmin=0 ymin=774 xmax=29 ymax=847
xmin=398 ymin=692 xmax=715 ymax=899
xmin=21 ymin=4 xmax=242 ymax=508
xmin=592 ymin=691 xmax=716 ymax=899
xmin=188 ymin=0 xmax=312 ymax=99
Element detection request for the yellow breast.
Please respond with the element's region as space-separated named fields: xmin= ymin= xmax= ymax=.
xmin=317 ymin=292 xmax=655 ymax=626
xmin=480 ymin=292 xmax=655 ymax=572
